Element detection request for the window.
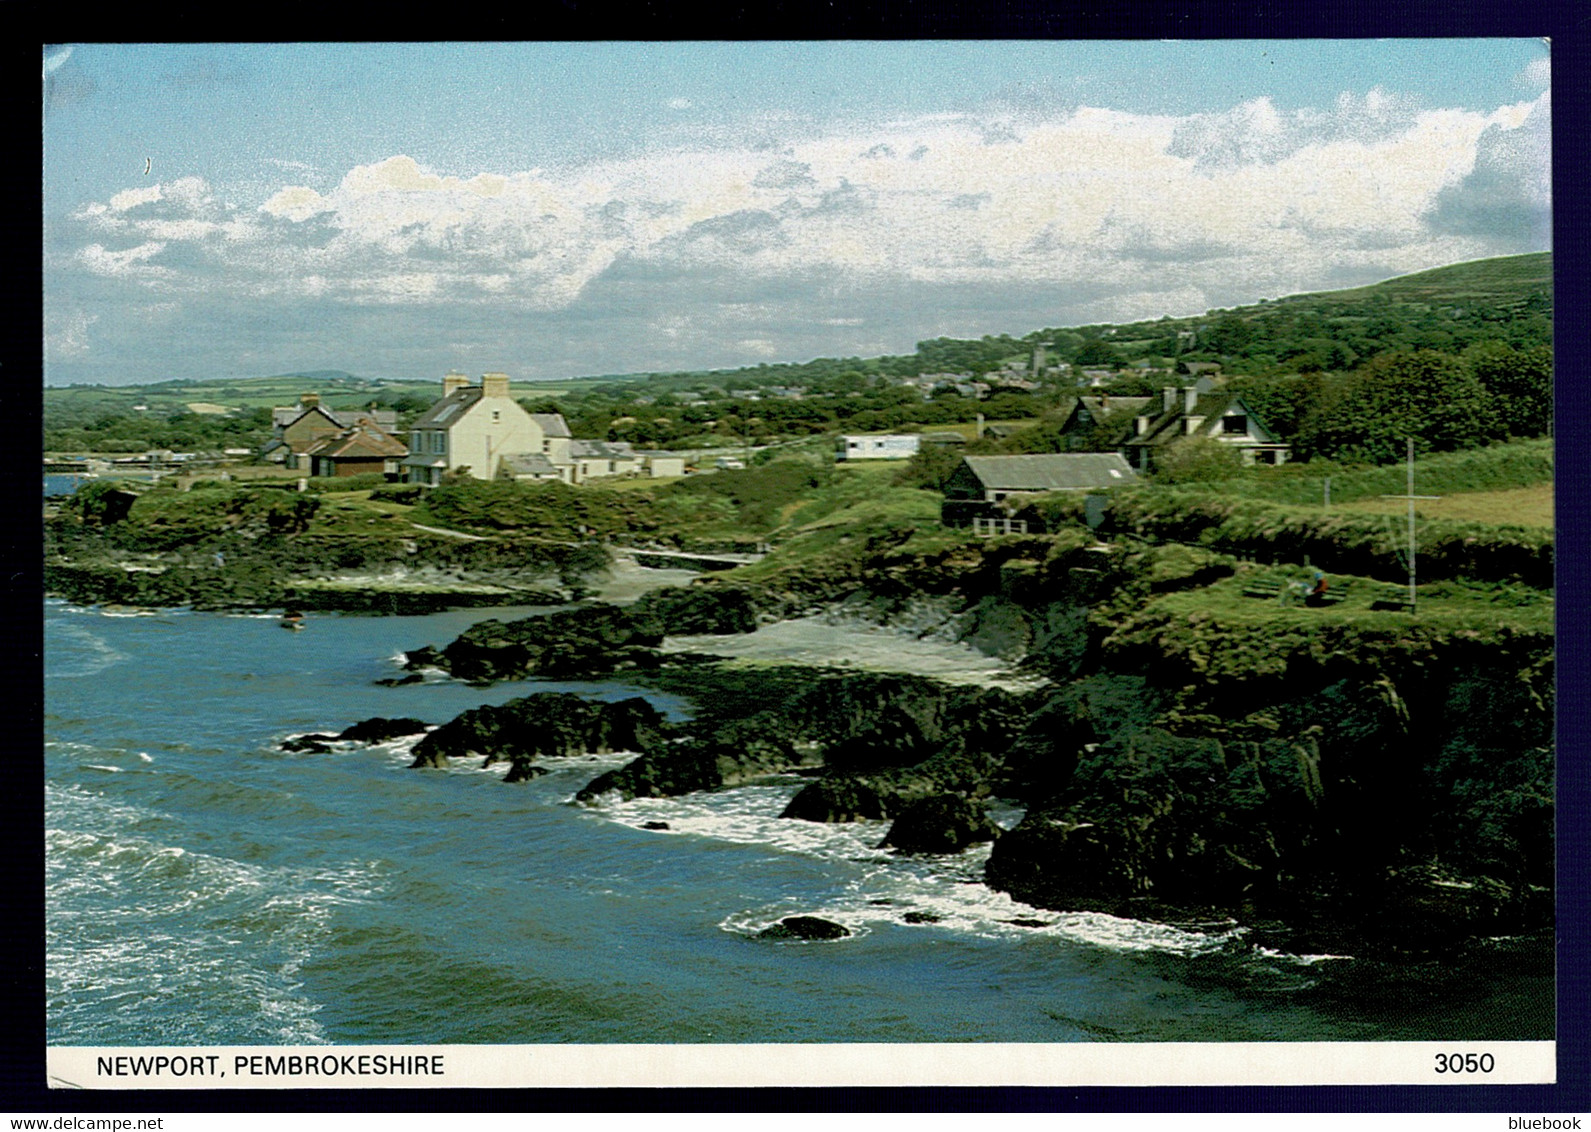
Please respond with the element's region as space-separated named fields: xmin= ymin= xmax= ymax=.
xmin=1222 ymin=415 xmax=1248 ymax=435
xmin=491 ymin=410 xmax=500 ymax=423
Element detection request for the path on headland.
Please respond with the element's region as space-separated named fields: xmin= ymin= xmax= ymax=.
xmin=408 ymin=522 xmax=491 ymax=541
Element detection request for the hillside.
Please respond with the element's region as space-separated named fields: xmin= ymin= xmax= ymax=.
xmin=1283 ymin=253 xmax=1552 ymax=309
xmin=44 ymin=252 xmax=1552 ymax=461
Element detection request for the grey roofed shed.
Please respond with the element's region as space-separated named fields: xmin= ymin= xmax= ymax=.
xmin=956 ymin=453 xmax=1138 ymax=497
xmin=498 ymin=452 xmax=562 ymax=478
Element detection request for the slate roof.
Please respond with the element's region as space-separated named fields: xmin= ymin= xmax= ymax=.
xmin=962 ymin=453 xmax=1138 ymax=492
xmin=499 ymin=453 xmax=562 ymax=476
xmin=570 ymin=439 xmax=638 ymax=459
xmin=278 ymin=404 xmax=400 ymax=431
xmin=1077 ymin=395 xmax=1153 ymax=418
xmin=338 ymin=407 xmax=399 ymax=429
xmin=1122 ymin=392 xmax=1280 ymax=450
xmin=302 ymin=423 xmax=408 ymax=461
xmin=409 ymin=388 xmax=483 ymax=429
xmin=531 ymin=413 xmax=571 ymax=438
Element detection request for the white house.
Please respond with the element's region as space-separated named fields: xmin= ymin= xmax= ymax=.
xmin=402 ymin=372 xmax=574 ymax=485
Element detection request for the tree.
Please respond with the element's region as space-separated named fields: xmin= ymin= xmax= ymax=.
xmin=1150 ymin=436 xmax=1244 ymax=484
xmin=1467 ymin=342 xmax=1552 ymax=438
xmin=1295 ymin=349 xmax=1501 ymax=464
xmin=895 ymin=444 xmax=967 ymax=492
xmin=1073 ymin=338 xmax=1123 ymax=368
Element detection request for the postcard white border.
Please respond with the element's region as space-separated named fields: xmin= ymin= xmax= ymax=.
xmin=48 ymin=1041 xmax=1556 ymax=1090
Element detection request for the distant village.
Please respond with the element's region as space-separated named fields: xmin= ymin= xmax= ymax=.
xmin=49 ymin=342 xmax=1293 ymax=539
xmin=216 ymin=357 xmax=1286 ymax=536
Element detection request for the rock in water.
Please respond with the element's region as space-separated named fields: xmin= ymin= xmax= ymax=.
xmin=757 ymin=916 xmax=851 ymax=941
xmin=878 ymin=793 xmax=1002 ymax=854
xmin=335 ymin=717 xmax=430 ymax=744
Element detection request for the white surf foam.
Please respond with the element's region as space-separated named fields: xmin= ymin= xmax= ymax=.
xmin=589 ymin=781 xmax=1241 ymax=957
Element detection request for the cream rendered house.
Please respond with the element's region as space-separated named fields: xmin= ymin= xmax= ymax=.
xmin=402 ymin=372 xmax=575 ymax=485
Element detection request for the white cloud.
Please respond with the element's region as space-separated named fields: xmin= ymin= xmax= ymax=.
xmin=108 ymin=185 xmax=163 ymax=212
xmin=261 ymin=185 xmax=332 ymax=222
xmin=79 ymin=241 xmax=170 ymax=277
xmin=45 ymin=308 xmax=97 ymax=358
xmin=59 ymin=89 xmax=1549 ymax=328
xmin=1521 ymin=54 xmax=1550 ymax=91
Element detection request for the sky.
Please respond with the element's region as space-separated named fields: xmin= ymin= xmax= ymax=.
xmin=41 ymin=40 xmax=1552 ymax=387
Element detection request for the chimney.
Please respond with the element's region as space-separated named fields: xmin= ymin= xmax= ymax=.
xmin=442 ymin=371 xmax=470 ymax=397
xmin=1184 ymin=386 xmax=1199 ymax=413
xmin=975 ymin=413 xmax=985 ymax=439
xmin=300 ymin=392 xmax=320 ymax=410
xmin=1162 ymin=387 xmax=1177 ymax=414
xmin=481 ymin=372 xmax=510 ymax=399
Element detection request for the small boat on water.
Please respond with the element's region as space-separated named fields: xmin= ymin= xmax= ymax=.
xmin=280 ymin=610 xmax=305 ymax=631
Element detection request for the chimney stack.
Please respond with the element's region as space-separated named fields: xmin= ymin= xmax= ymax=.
xmin=1184 ymin=386 xmax=1199 ymax=413
xmin=299 ymin=392 xmax=320 ymax=410
xmin=442 ymin=371 xmax=470 ymax=397
xmin=1162 ymin=387 xmax=1177 ymax=414
xmin=481 ymin=372 xmax=510 ymax=399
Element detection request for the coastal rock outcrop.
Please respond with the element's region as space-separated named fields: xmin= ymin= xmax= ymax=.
xmin=282 ymin=716 xmax=430 ymax=752
xmin=574 ymin=718 xmax=805 ymax=802
xmin=402 ymin=584 xmax=762 ymax=682
xmin=985 ymin=637 xmax=1555 ymax=957
xmin=757 ymin=916 xmax=851 ymax=941
xmin=410 ymin=693 xmax=668 ymax=782
xmin=335 ymin=717 xmax=430 ymax=744
xmin=878 ymin=794 xmax=1003 ymax=854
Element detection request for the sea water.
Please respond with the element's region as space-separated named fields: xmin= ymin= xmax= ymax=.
xmin=44 ymin=600 xmax=1553 ymax=1046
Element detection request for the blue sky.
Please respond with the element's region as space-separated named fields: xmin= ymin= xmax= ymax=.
xmin=42 ymin=40 xmax=1552 ymax=386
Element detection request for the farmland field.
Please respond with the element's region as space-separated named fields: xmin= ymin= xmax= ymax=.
xmin=1334 ymin=483 xmax=1553 ymax=529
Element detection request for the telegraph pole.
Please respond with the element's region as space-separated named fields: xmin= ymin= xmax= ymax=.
xmin=1381 ymin=437 xmax=1441 ymax=612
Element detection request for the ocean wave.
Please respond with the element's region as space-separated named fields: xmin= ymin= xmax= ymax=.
xmin=590 ymin=782 xmax=1242 ymax=958
xmin=46 ymin=789 xmax=388 ymax=1046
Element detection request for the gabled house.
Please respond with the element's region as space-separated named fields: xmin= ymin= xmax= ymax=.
xmin=945 ymin=453 xmax=1138 ymax=504
xmin=1054 ymin=394 xmax=1155 ymax=452
xmin=263 ymin=394 xmax=401 ymax=469
xmin=940 ymin=453 xmax=1138 ymax=529
xmin=403 ymin=371 xmax=689 ymax=487
xmin=1121 ymin=384 xmax=1290 ymax=471
xmin=402 ymin=372 xmax=575 ymax=485
xmin=302 ymin=421 xmax=409 ymax=478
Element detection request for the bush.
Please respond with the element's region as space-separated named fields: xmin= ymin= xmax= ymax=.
xmin=1149 ymin=437 xmax=1245 ymax=484
xmin=415 ymin=479 xmax=654 ymax=538
xmin=305 ymin=473 xmax=387 ymax=493
xmin=370 ymin=484 xmax=427 ymax=505
xmin=1105 ymin=490 xmax=1552 ymax=588
xmin=664 ymin=457 xmax=836 ymax=530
